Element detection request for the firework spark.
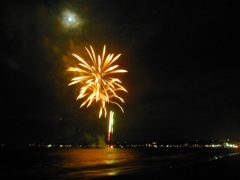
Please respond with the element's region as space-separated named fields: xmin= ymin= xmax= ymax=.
xmin=67 ymin=45 xmax=127 ymax=118
xmin=108 ymin=111 xmax=114 ymax=144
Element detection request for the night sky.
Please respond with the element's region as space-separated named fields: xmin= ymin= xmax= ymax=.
xmin=1 ymin=0 xmax=239 ymax=144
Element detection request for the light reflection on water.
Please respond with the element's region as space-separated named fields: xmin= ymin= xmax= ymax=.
xmin=51 ymin=148 xmax=143 ymax=178
xmin=47 ymin=148 xmax=239 ymax=179
xmin=0 ymin=147 xmax=239 ymax=179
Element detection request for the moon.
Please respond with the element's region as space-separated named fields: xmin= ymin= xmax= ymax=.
xmin=61 ymin=9 xmax=82 ymax=29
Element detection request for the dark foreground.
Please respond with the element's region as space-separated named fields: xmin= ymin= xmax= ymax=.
xmin=1 ymin=147 xmax=239 ymax=179
xmin=95 ymin=153 xmax=240 ymax=179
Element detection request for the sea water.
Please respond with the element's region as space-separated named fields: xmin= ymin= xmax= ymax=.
xmin=0 ymin=147 xmax=239 ymax=179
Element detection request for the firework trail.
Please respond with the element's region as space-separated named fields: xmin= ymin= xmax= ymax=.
xmin=67 ymin=45 xmax=127 ymax=118
xmin=108 ymin=111 xmax=114 ymax=144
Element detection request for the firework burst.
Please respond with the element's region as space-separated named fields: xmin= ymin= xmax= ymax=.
xmin=67 ymin=45 xmax=127 ymax=118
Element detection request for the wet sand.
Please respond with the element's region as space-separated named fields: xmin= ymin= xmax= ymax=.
xmin=95 ymin=153 xmax=240 ymax=179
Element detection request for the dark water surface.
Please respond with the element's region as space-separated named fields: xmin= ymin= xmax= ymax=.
xmin=0 ymin=147 xmax=239 ymax=179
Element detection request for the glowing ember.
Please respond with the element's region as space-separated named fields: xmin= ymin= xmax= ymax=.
xmin=67 ymin=45 xmax=127 ymax=118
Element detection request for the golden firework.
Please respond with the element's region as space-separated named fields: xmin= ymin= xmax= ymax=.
xmin=67 ymin=45 xmax=127 ymax=118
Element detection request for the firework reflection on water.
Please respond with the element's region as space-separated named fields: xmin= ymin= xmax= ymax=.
xmin=0 ymin=147 xmax=239 ymax=179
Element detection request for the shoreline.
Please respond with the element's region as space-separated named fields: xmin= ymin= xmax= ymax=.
xmin=1 ymin=148 xmax=239 ymax=179
xmin=94 ymin=152 xmax=240 ymax=179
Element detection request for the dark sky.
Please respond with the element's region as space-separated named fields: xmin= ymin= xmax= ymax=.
xmin=1 ymin=0 xmax=239 ymax=144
